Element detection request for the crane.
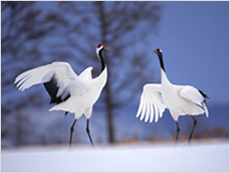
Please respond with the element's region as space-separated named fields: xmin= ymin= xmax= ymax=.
xmin=14 ymin=44 xmax=110 ymax=148
xmin=136 ymin=48 xmax=209 ymax=144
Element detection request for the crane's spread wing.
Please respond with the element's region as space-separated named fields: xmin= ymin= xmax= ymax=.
xmin=79 ymin=66 xmax=93 ymax=80
xmin=179 ymin=85 xmax=209 ymax=117
xmin=136 ymin=84 xmax=166 ymax=123
xmin=14 ymin=62 xmax=88 ymax=105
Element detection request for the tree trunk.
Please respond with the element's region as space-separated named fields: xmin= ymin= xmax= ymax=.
xmin=105 ymin=79 xmax=115 ymax=143
xmin=97 ymin=1 xmax=115 ymax=143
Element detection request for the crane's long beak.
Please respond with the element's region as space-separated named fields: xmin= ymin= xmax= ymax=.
xmin=104 ymin=45 xmax=111 ymax=51
xmin=151 ymin=50 xmax=157 ymax=53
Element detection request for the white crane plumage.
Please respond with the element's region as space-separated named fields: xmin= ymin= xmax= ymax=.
xmin=14 ymin=44 xmax=110 ymax=148
xmin=136 ymin=48 xmax=209 ymax=144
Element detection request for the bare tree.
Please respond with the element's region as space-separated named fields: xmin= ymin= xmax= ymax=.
xmin=52 ymin=1 xmax=162 ymax=143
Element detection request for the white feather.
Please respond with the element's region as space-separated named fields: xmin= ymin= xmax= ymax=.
xmin=202 ymin=102 xmax=209 ymax=118
xmin=136 ymin=84 xmax=166 ymax=123
xmin=179 ymin=85 xmax=204 ymax=105
xmin=79 ymin=66 xmax=93 ymax=80
xmin=149 ymin=103 xmax=154 ymax=123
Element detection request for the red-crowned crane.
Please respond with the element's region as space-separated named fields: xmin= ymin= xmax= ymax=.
xmin=136 ymin=48 xmax=209 ymax=144
xmin=14 ymin=44 xmax=110 ymax=148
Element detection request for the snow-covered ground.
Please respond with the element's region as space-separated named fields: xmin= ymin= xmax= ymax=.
xmin=1 ymin=140 xmax=229 ymax=172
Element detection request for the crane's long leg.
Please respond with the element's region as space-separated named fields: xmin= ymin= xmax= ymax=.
xmin=69 ymin=119 xmax=77 ymax=149
xmin=175 ymin=121 xmax=180 ymax=145
xmin=86 ymin=119 xmax=94 ymax=148
xmin=188 ymin=116 xmax=197 ymax=145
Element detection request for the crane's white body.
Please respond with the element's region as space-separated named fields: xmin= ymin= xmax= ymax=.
xmin=136 ymin=52 xmax=208 ymax=124
xmin=160 ymin=69 xmax=208 ymax=121
xmin=15 ymin=61 xmax=107 ymax=120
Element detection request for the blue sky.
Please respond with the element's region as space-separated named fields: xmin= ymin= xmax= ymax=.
xmin=146 ymin=1 xmax=229 ymax=105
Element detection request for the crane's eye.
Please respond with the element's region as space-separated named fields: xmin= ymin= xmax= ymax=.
xmin=97 ymin=44 xmax=103 ymax=48
xmin=157 ymin=48 xmax=162 ymax=53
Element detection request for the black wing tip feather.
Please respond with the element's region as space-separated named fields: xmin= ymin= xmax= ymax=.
xmin=43 ymin=74 xmax=70 ymax=105
xmin=199 ymin=90 xmax=209 ymax=99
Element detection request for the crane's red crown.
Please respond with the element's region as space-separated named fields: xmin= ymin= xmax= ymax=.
xmin=97 ymin=44 xmax=103 ymax=48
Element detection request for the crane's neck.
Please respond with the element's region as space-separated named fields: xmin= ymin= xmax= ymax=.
xmin=157 ymin=53 xmax=165 ymax=72
xmin=97 ymin=48 xmax=106 ymax=73
xmin=157 ymin=53 xmax=171 ymax=86
xmin=93 ymin=49 xmax=107 ymax=93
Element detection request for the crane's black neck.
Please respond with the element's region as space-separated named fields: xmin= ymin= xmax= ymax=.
xmin=157 ymin=52 xmax=165 ymax=72
xmin=98 ymin=48 xmax=106 ymax=73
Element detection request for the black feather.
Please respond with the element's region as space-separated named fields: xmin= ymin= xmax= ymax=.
xmin=199 ymin=90 xmax=209 ymax=99
xmin=43 ymin=74 xmax=70 ymax=105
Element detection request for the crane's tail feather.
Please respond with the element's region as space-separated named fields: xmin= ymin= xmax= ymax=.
xmin=202 ymin=101 xmax=209 ymax=118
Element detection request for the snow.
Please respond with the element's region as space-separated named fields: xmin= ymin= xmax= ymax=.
xmin=1 ymin=141 xmax=229 ymax=172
